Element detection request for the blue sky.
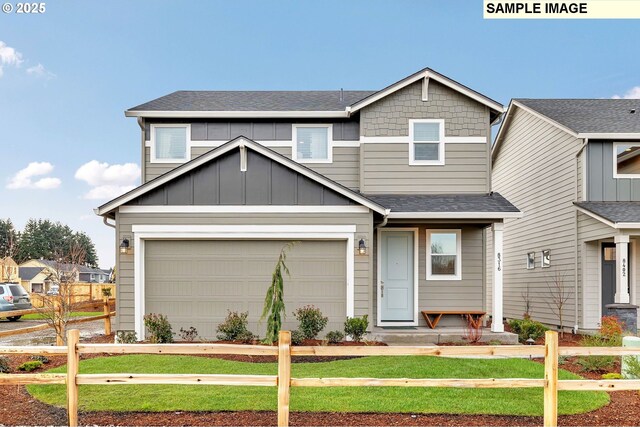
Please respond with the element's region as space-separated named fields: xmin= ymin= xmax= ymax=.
xmin=1 ymin=0 xmax=639 ymax=268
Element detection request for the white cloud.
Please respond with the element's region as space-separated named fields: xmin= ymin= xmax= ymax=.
xmin=0 ymin=41 xmax=23 ymax=78
xmin=6 ymin=162 xmax=61 ymax=190
xmin=612 ymin=87 xmax=640 ymax=99
xmin=75 ymin=160 xmax=140 ymax=200
xmin=26 ymin=63 xmax=56 ymax=79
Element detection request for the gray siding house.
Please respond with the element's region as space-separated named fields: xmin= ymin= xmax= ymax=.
xmin=492 ymin=99 xmax=640 ymax=331
xmin=97 ymin=68 xmax=520 ymax=340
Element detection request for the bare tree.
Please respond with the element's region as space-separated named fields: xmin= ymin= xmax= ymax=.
xmin=36 ymin=242 xmax=86 ymax=345
xmin=546 ymin=270 xmax=572 ymax=337
xmin=521 ymin=284 xmax=532 ymax=319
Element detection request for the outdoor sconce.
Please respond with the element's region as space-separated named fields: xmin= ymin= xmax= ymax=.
xmin=119 ymin=238 xmax=131 ymax=255
xmin=357 ymin=238 xmax=367 ymax=255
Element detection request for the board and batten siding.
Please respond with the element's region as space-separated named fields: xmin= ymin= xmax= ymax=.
xmin=114 ymin=211 xmax=373 ymax=332
xmin=491 ymin=106 xmax=582 ymax=327
xmin=587 ymin=140 xmax=640 ymax=201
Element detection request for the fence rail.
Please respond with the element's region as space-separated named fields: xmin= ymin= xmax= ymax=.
xmin=0 ymin=330 xmax=638 ymax=427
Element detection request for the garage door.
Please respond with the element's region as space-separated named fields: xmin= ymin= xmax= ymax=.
xmin=145 ymin=240 xmax=347 ymax=339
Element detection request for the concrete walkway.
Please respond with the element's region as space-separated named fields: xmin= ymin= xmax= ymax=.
xmin=369 ymin=326 xmax=518 ymax=345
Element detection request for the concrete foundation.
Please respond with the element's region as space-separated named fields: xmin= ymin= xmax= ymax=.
xmin=369 ymin=327 xmax=519 ymax=345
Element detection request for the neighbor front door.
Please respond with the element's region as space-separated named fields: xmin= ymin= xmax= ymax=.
xmin=380 ymin=230 xmax=415 ymax=323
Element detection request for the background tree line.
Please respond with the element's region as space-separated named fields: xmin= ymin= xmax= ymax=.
xmin=0 ymin=218 xmax=98 ymax=267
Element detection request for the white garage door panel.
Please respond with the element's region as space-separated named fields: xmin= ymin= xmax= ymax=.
xmin=145 ymin=240 xmax=347 ymax=339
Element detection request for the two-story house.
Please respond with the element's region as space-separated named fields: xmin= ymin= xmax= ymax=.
xmin=96 ymin=68 xmax=520 ymax=340
xmin=492 ymin=99 xmax=640 ymax=333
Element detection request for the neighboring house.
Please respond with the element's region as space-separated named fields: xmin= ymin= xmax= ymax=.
xmin=20 ymin=260 xmax=109 ymax=284
xmin=96 ymin=67 xmax=521 ymax=340
xmin=0 ymin=257 xmax=19 ymax=282
xmin=492 ymin=99 xmax=640 ymax=332
xmin=19 ymin=266 xmax=50 ymax=293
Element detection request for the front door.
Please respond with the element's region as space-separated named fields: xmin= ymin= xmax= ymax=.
xmin=601 ymin=243 xmax=616 ymax=315
xmin=380 ymin=230 xmax=415 ymax=323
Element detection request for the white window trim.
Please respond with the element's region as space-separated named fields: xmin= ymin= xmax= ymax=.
xmin=612 ymin=142 xmax=640 ymax=179
xmin=409 ymin=119 xmax=445 ymax=166
xmin=291 ymin=124 xmax=333 ymax=164
xmin=526 ymin=252 xmax=535 ymax=270
xmin=131 ymin=224 xmax=355 ymax=340
xmin=150 ymin=123 xmax=191 ymax=164
xmin=376 ymin=227 xmax=419 ymax=327
xmin=426 ymin=229 xmax=462 ymax=281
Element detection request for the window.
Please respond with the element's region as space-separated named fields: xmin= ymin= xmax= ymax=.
xmin=527 ymin=252 xmax=535 ymax=269
xmin=541 ymin=250 xmax=551 ymax=268
xmin=293 ymin=125 xmax=332 ymax=163
xmin=614 ymin=143 xmax=640 ymax=178
xmin=409 ymin=119 xmax=444 ymax=165
xmin=604 ymin=247 xmax=616 ymax=261
xmin=151 ymin=125 xmax=189 ymax=163
xmin=427 ymin=229 xmax=461 ymax=280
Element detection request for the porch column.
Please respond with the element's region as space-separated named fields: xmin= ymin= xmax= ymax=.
xmin=492 ymin=223 xmax=504 ymax=333
xmin=615 ymin=235 xmax=631 ymax=304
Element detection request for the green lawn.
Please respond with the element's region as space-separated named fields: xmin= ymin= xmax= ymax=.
xmin=27 ymin=355 xmax=609 ymax=416
xmin=21 ymin=312 xmax=101 ymax=320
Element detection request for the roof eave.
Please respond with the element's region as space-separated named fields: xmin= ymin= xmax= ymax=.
xmin=386 ymin=211 xmax=522 ymax=220
xmin=124 ymin=110 xmax=350 ymax=118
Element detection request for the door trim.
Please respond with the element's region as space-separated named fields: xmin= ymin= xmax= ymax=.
xmin=376 ymin=227 xmax=419 ymax=327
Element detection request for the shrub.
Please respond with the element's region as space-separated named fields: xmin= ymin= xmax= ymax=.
xmin=293 ymin=305 xmax=328 ymax=340
xmin=599 ymin=316 xmax=624 ymax=345
xmin=116 ymin=330 xmax=138 ymax=344
xmin=325 ymin=330 xmax=344 ymax=344
xmin=143 ymin=313 xmax=174 ymax=343
xmin=507 ymin=318 xmax=548 ymax=343
xmin=30 ymin=355 xmax=49 ymax=364
xmin=18 ymin=361 xmax=43 ymax=372
xmin=577 ymin=333 xmax=618 ymax=372
xmin=216 ymin=311 xmax=254 ymax=342
xmin=602 ymin=372 xmax=623 ymax=380
xmin=623 ymin=354 xmax=640 ymax=379
xmin=0 ymin=357 xmax=9 ymax=373
xmin=179 ymin=326 xmax=199 ymax=342
xmin=291 ymin=329 xmax=305 ymax=346
xmin=344 ymin=315 xmax=368 ymax=342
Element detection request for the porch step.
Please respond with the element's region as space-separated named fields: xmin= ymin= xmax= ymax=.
xmin=369 ymin=328 xmax=519 ymax=345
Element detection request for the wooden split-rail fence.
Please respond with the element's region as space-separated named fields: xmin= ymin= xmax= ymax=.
xmin=0 ymin=330 xmax=638 ymax=426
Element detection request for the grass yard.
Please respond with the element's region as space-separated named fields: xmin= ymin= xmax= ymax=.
xmin=21 ymin=312 xmax=101 ymax=320
xmin=28 ymin=355 xmax=609 ymax=416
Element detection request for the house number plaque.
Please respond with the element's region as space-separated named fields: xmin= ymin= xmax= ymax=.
xmin=497 ymin=253 xmax=502 ymax=272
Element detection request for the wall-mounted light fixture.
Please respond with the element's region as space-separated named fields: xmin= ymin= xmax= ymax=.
xmin=120 ymin=237 xmax=131 ymax=255
xmin=357 ymin=238 xmax=367 ymax=255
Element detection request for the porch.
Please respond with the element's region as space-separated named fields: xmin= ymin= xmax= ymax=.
xmin=369 ymin=326 xmax=518 ymax=345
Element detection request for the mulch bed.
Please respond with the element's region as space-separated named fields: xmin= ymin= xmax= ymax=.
xmin=2 ymin=332 xmax=640 ymax=426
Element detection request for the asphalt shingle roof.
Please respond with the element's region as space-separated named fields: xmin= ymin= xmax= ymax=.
xmin=35 ymin=260 xmax=106 ymax=274
xmin=515 ymin=99 xmax=640 ymax=134
xmin=365 ymin=193 xmax=520 ymax=213
xmin=19 ymin=267 xmax=45 ymax=281
xmin=575 ymin=201 xmax=640 ymax=223
xmin=128 ymin=91 xmax=377 ymax=112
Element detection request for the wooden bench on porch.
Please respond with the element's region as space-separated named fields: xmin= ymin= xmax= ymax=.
xmin=421 ymin=310 xmax=486 ymax=329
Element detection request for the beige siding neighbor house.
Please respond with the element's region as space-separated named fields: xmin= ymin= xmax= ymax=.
xmin=97 ymin=68 xmax=521 ymax=341
xmin=492 ymin=99 xmax=640 ymax=332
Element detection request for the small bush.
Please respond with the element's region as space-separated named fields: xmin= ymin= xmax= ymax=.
xmin=577 ymin=333 xmax=618 ymax=372
xmin=293 ymin=305 xmax=328 ymax=340
xmin=508 ymin=318 xmax=548 ymax=343
xmin=101 ymin=287 xmax=112 ymax=298
xmin=143 ymin=313 xmax=174 ymax=343
xmin=116 ymin=330 xmax=138 ymax=344
xmin=30 ymin=355 xmax=49 ymax=364
xmin=602 ymin=372 xmax=623 ymax=380
xmin=216 ymin=311 xmax=255 ymax=342
xmin=179 ymin=326 xmax=199 ymax=342
xmin=291 ymin=329 xmax=305 ymax=346
xmin=344 ymin=315 xmax=368 ymax=342
xmin=623 ymin=354 xmax=640 ymax=379
xmin=18 ymin=361 xmax=43 ymax=372
xmin=599 ymin=316 xmax=624 ymax=345
xmin=0 ymin=357 xmax=9 ymax=373
xmin=325 ymin=330 xmax=344 ymax=344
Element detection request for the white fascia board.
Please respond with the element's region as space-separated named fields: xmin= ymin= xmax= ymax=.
xmin=578 ymin=133 xmax=640 ymax=139
xmin=119 ymin=205 xmax=370 ymax=214
xmin=132 ymin=224 xmax=357 ymax=234
xmin=387 ymin=211 xmax=523 ymax=219
xmin=125 ymin=110 xmax=349 ymax=118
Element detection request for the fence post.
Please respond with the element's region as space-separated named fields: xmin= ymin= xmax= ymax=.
xmin=66 ymin=329 xmax=80 ymax=427
xmin=103 ymin=296 xmax=111 ymax=336
xmin=54 ymin=297 xmax=63 ymax=347
xmin=277 ymin=330 xmax=291 ymax=427
xmin=543 ymin=330 xmax=559 ymax=427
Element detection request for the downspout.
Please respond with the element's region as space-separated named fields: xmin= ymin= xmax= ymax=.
xmin=137 ymin=117 xmax=145 ymax=183
xmin=573 ymin=138 xmax=588 ymax=333
xmin=102 ymin=216 xmax=116 ymax=229
xmin=374 ymin=209 xmax=391 ymax=229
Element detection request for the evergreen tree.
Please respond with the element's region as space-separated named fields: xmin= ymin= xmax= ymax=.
xmin=0 ymin=219 xmax=18 ymax=258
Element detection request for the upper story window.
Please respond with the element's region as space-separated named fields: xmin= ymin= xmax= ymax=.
xmin=292 ymin=124 xmax=333 ymax=163
xmin=427 ymin=229 xmax=462 ymax=280
xmin=409 ymin=119 xmax=445 ymax=166
xmin=151 ymin=124 xmax=190 ymax=163
xmin=614 ymin=143 xmax=640 ymax=178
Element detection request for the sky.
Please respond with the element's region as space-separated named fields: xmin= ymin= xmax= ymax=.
xmin=1 ymin=0 xmax=639 ymax=268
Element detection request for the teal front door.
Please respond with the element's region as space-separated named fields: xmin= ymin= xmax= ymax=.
xmin=380 ymin=230 xmax=415 ymax=323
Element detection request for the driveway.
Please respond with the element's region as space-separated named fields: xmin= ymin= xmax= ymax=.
xmin=0 ymin=317 xmax=107 ymax=345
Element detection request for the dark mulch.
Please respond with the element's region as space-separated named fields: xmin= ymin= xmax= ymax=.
xmin=2 ymin=332 xmax=640 ymax=426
